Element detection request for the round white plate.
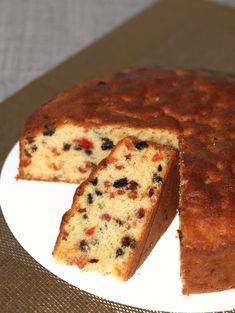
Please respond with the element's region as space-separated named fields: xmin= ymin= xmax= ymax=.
xmin=0 ymin=143 xmax=235 ymax=313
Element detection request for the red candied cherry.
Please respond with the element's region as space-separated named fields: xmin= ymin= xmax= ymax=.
xmin=152 ymin=153 xmax=163 ymax=162
xmin=137 ymin=208 xmax=145 ymax=218
xmin=73 ymin=138 xmax=94 ymax=150
xmin=100 ymin=213 xmax=111 ymax=221
xmin=85 ymin=226 xmax=96 ymax=236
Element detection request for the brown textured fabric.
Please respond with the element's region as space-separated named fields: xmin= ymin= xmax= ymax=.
xmin=1 ymin=0 xmax=235 ymax=312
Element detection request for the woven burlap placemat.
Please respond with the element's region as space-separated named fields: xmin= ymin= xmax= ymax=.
xmin=1 ymin=0 xmax=235 ymax=312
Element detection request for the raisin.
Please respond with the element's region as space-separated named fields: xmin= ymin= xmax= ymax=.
xmin=90 ymin=177 xmax=98 ymax=186
xmin=121 ymin=236 xmax=136 ymax=249
xmin=95 ymin=190 xmax=103 ymax=196
xmin=127 ymin=180 xmax=138 ymax=190
xmin=43 ymin=128 xmax=55 ymax=136
xmin=79 ymin=240 xmax=89 ymax=252
xmin=148 ymin=188 xmax=154 ymax=197
xmin=116 ymin=248 xmax=124 ymax=258
xmin=153 ymin=174 xmax=163 ymax=184
xmin=87 ymin=193 xmax=93 ymax=204
xmin=135 ymin=141 xmax=148 ymax=150
xmin=85 ymin=149 xmax=92 ymax=155
xmin=101 ymin=138 xmax=114 ymax=150
xmin=115 ymin=219 xmax=123 ymax=226
xmin=83 ymin=214 xmax=88 ymax=219
xmin=63 ymin=143 xmax=71 ymax=151
xmin=89 ymin=259 xmax=99 ymax=263
xmin=74 ymin=144 xmax=82 ymax=151
xmin=158 ymin=164 xmax=162 ymax=172
xmin=31 ymin=144 xmax=37 ymax=152
xmin=113 ymin=178 xmax=128 ymax=188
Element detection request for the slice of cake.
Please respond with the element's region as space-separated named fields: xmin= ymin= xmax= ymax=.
xmin=53 ymin=136 xmax=179 ymax=280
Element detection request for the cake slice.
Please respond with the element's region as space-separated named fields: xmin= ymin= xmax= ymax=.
xmin=53 ymin=136 xmax=179 ymax=280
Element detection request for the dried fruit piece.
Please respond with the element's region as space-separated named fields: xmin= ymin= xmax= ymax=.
xmin=90 ymin=177 xmax=98 ymax=186
xmin=85 ymin=226 xmax=96 ymax=236
xmin=152 ymin=153 xmax=163 ymax=162
xmin=137 ymin=208 xmax=145 ymax=219
xmin=135 ymin=141 xmax=148 ymax=150
xmin=100 ymin=213 xmax=111 ymax=221
xmin=128 ymin=191 xmax=138 ymax=199
xmin=79 ymin=240 xmax=89 ymax=252
xmin=121 ymin=236 xmax=136 ymax=248
xmin=116 ymin=248 xmax=124 ymax=258
xmin=73 ymin=138 xmax=94 ymax=150
xmin=63 ymin=143 xmax=71 ymax=151
xmin=153 ymin=174 xmax=163 ymax=184
xmin=101 ymin=138 xmax=114 ymax=150
xmin=89 ymin=259 xmax=99 ymax=263
xmin=113 ymin=178 xmax=128 ymax=188
xmin=127 ymin=180 xmax=138 ymax=190
xmin=95 ymin=190 xmax=103 ymax=196
xmin=87 ymin=193 xmax=93 ymax=204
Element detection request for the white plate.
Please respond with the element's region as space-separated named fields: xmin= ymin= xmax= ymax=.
xmin=0 ymin=143 xmax=235 ymax=313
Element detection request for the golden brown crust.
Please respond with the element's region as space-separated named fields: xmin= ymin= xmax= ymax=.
xmin=25 ymin=67 xmax=235 ymax=293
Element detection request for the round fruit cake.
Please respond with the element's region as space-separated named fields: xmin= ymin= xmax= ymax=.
xmin=18 ymin=67 xmax=235 ymax=294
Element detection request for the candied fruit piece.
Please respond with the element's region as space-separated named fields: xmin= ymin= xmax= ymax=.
xmin=152 ymin=153 xmax=163 ymax=162
xmin=128 ymin=191 xmax=138 ymax=199
xmin=78 ymin=208 xmax=87 ymax=213
xmin=73 ymin=138 xmax=94 ymax=150
xmin=115 ymin=165 xmax=125 ymax=170
xmin=85 ymin=226 xmax=96 ymax=236
xmin=137 ymin=208 xmax=145 ymax=219
xmin=100 ymin=213 xmax=111 ymax=221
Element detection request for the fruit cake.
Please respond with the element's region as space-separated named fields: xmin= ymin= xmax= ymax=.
xmin=17 ymin=67 xmax=235 ymax=294
xmin=52 ymin=136 xmax=179 ymax=280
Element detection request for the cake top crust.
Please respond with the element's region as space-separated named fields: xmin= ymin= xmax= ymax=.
xmin=22 ymin=67 xmax=235 ymax=249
